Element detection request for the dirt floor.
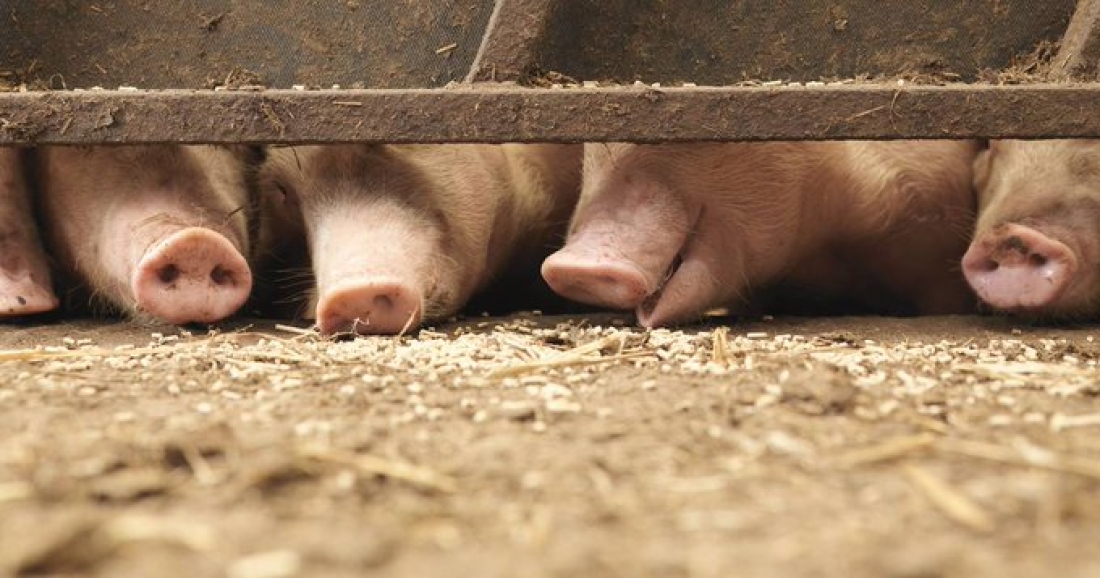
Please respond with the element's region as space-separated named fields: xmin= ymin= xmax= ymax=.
xmin=1 ymin=313 xmax=1100 ymax=577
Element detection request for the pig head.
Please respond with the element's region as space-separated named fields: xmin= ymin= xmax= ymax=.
xmin=34 ymin=145 xmax=257 ymax=324
xmin=964 ymin=139 xmax=1100 ymax=318
xmin=259 ymin=144 xmax=580 ymax=335
xmin=544 ymin=141 xmax=979 ymax=326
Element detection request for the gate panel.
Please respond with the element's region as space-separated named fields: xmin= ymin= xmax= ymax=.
xmin=538 ymin=0 xmax=1075 ymax=84
xmin=1 ymin=0 xmax=494 ymax=89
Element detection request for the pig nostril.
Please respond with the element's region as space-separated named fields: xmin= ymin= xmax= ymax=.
xmin=373 ymin=294 xmax=394 ymax=311
xmin=210 ymin=265 xmax=233 ymax=286
xmin=1028 ymin=253 xmax=1049 ymax=268
xmin=158 ymin=264 xmax=181 ymax=284
xmin=975 ymin=258 xmax=999 ymax=273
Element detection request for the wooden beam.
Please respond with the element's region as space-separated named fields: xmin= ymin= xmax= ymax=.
xmin=2 ymin=84 xmax=1100 ymax=145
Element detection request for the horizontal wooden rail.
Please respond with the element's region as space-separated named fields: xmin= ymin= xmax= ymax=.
xmin=1 ymin=84 xmax=1098 ymax=145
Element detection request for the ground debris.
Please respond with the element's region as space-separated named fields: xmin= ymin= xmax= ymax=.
xmin=778 ymin=366 xmax=860 ymax=415
xmin=2 ymin=315 xmax=1100 ymax=576
xmin=297 ymin=445 xmax=457 ymax=494
xmin=226 ymin=549 xmax=300 ymax=578
xmin=832 ymin=433 xmax=938 ymax=467
xmin=1 ymin=511 xmax=213 ymax=576
xmin=903 ymin=463 xmax=995 ymax=533
xmin=86 ymin=467 xmax=178 ymax=502
xmin=936 ymin=438 xmax=1100 ymax=481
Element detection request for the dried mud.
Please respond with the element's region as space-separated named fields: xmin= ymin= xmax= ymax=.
xmin=1 ymin=314 xmax=1099 ymax=577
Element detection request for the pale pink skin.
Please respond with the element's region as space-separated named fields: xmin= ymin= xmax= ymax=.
xmin=542 ymin=141 xmax=979 ymax=327
xmin=35 ymin=146 xmax=254 ymax=324
xmin=963 ymin=139 xmax=1100 ymax=317
xmin=259 ymin=144 xmax=581 ymax=335
xmin=0 ymin=148 xmax=58 ymax=315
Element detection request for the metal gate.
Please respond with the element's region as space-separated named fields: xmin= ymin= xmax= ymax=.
xmin=1 ymin=0 xmax=1098 ymax=144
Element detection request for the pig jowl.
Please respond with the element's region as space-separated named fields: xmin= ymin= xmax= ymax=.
xmin=543 ymin=141 xmax=980 ymax=327
xmin=258 ymin=144 xmax=581 ymax=336
xmin=963 ymin=139 xmax=1100 ymax=318
xmin=0 ymin=148 xmax=58 ymax=315
xmin=34 ymin=146 xmax=256 ymax=324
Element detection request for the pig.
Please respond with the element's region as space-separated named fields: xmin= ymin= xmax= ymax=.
xmin=257 ymin=144 xmax=581 ymax=335
xmin=963 ymin=139 xmax=1100 ymax=318
xmin=541 ymin=141 xmax=981 ymax=327
xmin=33 ymin=145 xmax=259 ymax=324
xmin=0 ymin=147 xmax=58 ymax=315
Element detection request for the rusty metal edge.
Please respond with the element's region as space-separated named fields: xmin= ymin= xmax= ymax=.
xmin=1 ymin=84 xmax=1099 ymax=145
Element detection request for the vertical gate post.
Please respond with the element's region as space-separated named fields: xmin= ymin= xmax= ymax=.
xmin=1051 ymin=0 xmax=1100 ymax=80
xmin=465 ymin=0 xmax=561 ymax=82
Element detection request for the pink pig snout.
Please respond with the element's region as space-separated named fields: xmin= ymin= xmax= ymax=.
xmin=541 ymin=250 xmax=654 ymax=310
xmin=131 ymin=227 xmax=252 ymax=324
xmin=962 ymin=223 xmax=1076 ymax=312
xmin=315 ymin=277 xmax=422 ymax=336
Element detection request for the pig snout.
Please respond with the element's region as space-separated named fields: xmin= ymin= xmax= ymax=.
xmin=315 ymin=278 xmax=422 ymax=336
xmin=541 ymin=240 xmax=662 ymax=310
xmin=35 ymin=145 xmax=256 ymax=324
xmin=131 ymin=227 xmax=252 ymax=324
xmin=0 ymin=254 xmax=59 ymax=316
xmin=0 ymin=148 xmax=58 ymax=316
xmin=962 ymin=223 xmax=1076 ymax=312
xmin=541 ymin=178 xmax=693 ymax=313
xmin=306 ymin=203 xmax=435 ymax=337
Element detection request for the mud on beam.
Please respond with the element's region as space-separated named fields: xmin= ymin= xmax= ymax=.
xmin=1 ymin=84 xmax=1099 ymax=145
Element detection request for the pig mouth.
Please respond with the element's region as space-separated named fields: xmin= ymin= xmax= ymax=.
xmin=637 ymin=207 xmax=707 ymax=324
xmin=345 ymin=301 xmax=421 ymax=337
xmin=640 ymin=253 xmax=684 ymax=315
